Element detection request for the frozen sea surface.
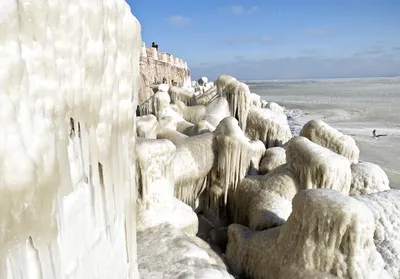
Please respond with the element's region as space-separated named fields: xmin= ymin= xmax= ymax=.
xmin=248 ymin=77 xmax=400 ymax=188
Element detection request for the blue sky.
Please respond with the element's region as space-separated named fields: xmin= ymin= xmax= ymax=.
xmin=129 ymin=0 xmax=400 ymax=80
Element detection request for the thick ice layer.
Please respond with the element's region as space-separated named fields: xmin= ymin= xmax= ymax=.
xmin=259 ymin=147 xmax=286 ymax=174
xmin=350 ymin=162 xmax=390 ymax=195
xmin=355 ymin=190 xmax=400 ymax=278
xmin=137 ymin=114 xmax=158 ymax=139
xmin=250 ymin=93 xmax=262 ymax=108
xmin=300 ymin=119 xmax=360 ymax=164
xmin=215 ymin=75 xmax=237 ymax=96
xmin=227 ymin=189 xmax=389 ymax=279
xmin=214 ymin=117 xmax=254 ymax=205
xmin=174 ymin=100 xmax=206 ymax=124
xmin=265 ymin=101 xmax=284 ymax=114
xmin=230 ymin=165 xmax=299 ymax=230
xmin=168 ymin=86 xmax=196 ymax=105
xmin=139 ymin=90 xmax=171 ymax=117
xmin=216 ymin=75 xmax=251 ymax=130
xmin=136 ymin=138 xmax=198 ymax=235
xmin=0 ymin=0 xmax=141 ymax=277
xmin=286 ymin=137 xmax=352 ymax=194
xmin=174 ymin=133 xmax=216 ymax=207
xmin=137 ymin=224 xmax=234 ymax=279
xmin=246 ymin=108 xmax=292 ymax=148
xmin=196 ymin=86 xmax=218 ymax=105
xmin=203 ymin=96 xmax=230 ymax=127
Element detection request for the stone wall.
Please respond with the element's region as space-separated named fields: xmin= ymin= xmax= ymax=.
xmin=139 ymin=43 xmax=191 ymax=105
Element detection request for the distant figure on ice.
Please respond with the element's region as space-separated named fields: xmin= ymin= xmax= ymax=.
xmin=152 ymin=42 xmax=158 ymax=51
xmin=372 ymin=129 xmax=388 ymax=138
xmin=162 ymin=77 xmax=167 ymax=84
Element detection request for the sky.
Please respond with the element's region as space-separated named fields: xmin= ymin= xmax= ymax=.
xmin=129 ymin=0 xmax=400 ymax=80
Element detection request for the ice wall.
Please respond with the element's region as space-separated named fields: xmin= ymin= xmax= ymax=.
xmin=0 ymin=0 xmax=141 ymax=277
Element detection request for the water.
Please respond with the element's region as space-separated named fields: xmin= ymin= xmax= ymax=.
xmin=247 ymin=77 xmax=400 ymax=187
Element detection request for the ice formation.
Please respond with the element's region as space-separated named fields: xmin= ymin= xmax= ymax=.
xmin=300 ymin=119 xmax=360 ymax=164
xmin=196 ymin=85 xmax=218 ymax=105
xmin=0 ymin=0 xmax=141 ymax=276
xmin=173 ymin=100 xmax=206 ymax=124
xmin=168 ymin=86 xmax=196 ymax=105
xmin=259 ymin=147 xmax=286 ymax=174
xmin=355 ymin=190 xmax=400 ymax=278
xmin=286 ymin=136 xmax=352 ymax=193
xmin=203 ymin=96 xmax=230 ymax=127
xmin=227 ymin=189 xmax=390 ymax=279
xmin=350 ymin=162 xmax=390 ymax=195
xmin=137 ymin=114 xmax=158 ymax=139
xmin=214 ymin=117 xmax=259 ymax=206
xmin=265 ymin=101 xmax=285 ymax=114
xmin=174 ymin=133 xmax=216 ymax=208
xmin=136 ymin=138 xmax=198 ymax=235
xmin=246 ymin=108 xmax=292 ymax=148
xmin=230 ymin=165 xmax=300 ymax=230
xmin=250 ymin=93 xmax=262 ymax=108
xmin=216 ymin=75 xmax=251 ymax=130
xmin=137 ymin=224 xmax=234 ymax=279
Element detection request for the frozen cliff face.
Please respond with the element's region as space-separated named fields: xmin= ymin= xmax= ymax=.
xmin=0 ymin=0 xmax=141 ymax=277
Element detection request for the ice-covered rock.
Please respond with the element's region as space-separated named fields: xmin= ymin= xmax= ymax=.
xmin=350 ymin=162 xmax=390 ymax=195
xmin=265 ymin=101 xmax=285 ymax=114
xmin=250 ymin=93 xmax=262 ymax=108
xmin=230 ymin=165 xmax=300 ymax=230
xmin=216 ymin=75 xmax=251 ymax=130
xmin=138 ymin=224 xmax=234 ymax=279
xmin=286 ymin=136 xmax=352 ymax=194
xmin=300 ymin=119 xmax=360 ymax=164
xmin=259 ymin=147 xmax=286 ymax=174
xmin=136 ymin=138 xmax=198 ymax=235
xmin=137 ymin=114 xmax=158 ymax=139
xmin=169 ymin=86 xmax=196 ymax=105
xmin=246 ymin=108 xmax=292 ymax=148
xmin=227 ymin=189 xmax=389 ymax=279
xmin=355 ymin=190 xmax=400 ymax=278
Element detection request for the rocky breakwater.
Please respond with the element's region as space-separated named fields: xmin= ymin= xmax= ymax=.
xmin=137 ymin=74 xmax=400 ymax=278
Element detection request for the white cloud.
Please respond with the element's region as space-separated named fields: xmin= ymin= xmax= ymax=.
xmin=168 ymin=15 xmax=191 ymax=27
xmin=229 ymin=5 xmax=259 ymax=15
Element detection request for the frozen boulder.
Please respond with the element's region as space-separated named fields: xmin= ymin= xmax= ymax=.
xmin=286 ymin=136 xmax=352 ymax=194
xmin=259 ymin=147 xmax=286 ymax=174
xmin=246 ymin=108 xmax=292 ymax=148
xmin=350 ymin=162 xmax=390 ymax=195
xmin=300 ymin=119 xmax=360 ymax=164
